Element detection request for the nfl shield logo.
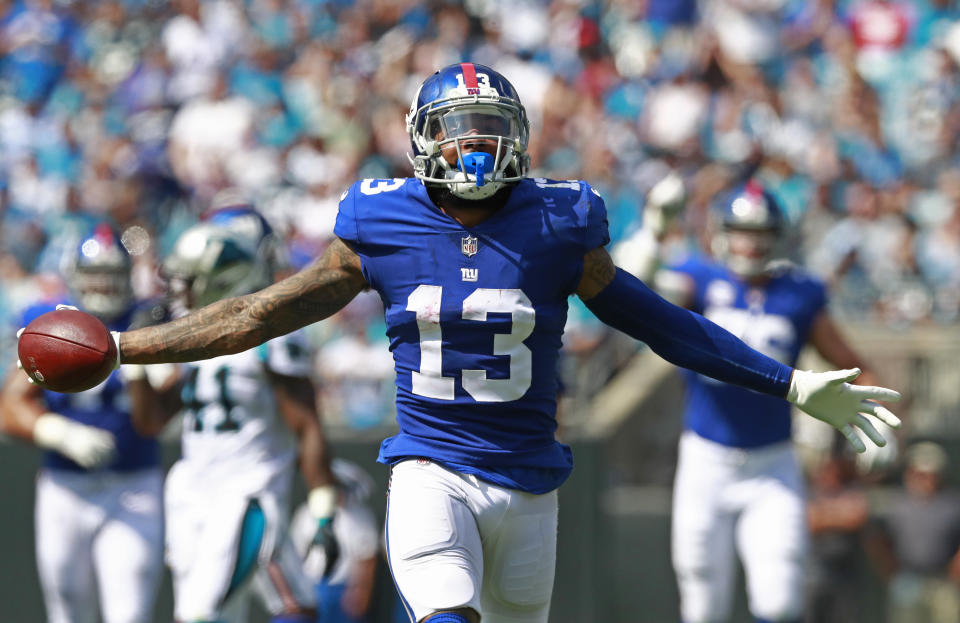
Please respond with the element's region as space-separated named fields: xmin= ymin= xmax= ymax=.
xmin=461 ymin=235 xmax=478 ymax=257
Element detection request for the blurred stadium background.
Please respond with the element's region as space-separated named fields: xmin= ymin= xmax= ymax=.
xmin=2 ymin=0 xmax=960 ymax=621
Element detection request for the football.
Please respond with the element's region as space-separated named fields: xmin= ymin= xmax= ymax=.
xmin=17 ymin=309 xmax=117 ymax=393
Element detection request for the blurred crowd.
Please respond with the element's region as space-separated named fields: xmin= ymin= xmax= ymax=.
xmin=3 ymin=0 xmax=960 ymax=426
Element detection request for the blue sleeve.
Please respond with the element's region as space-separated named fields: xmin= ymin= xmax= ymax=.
xmin=333 ymin=182 xmax=361 ymax=246
xmin=584 ymin=269 xmax=793 ymax=398
xmin=581 ymin=184 xmax=611 ymax=250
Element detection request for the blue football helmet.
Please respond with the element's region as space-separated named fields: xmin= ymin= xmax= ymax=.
xmin=406 ymin=62 xmax=530 ymax=200
xmin=67 ymin=223 xmax=134 ymax=321
xmin=714 ymin=182 xmax=785 ymax=279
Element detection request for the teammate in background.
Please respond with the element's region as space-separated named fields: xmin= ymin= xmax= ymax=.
xmin=0 ymin=224 xmax=166 ymax=623
xmin=620 ymin=181 xmax=887 ymax=623
xmin=22 ymin=63 xmax=901 ymax=623
xmin=128 ymin=209 xmax=336 ymax=623
xmin=291 ymin=459 xmax=381 ymax=623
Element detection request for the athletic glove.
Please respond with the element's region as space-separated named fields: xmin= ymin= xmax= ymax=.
xmin=643 ymin=171 xmax=686 ymax=237
xmin=33 ymin=412 xmax=117 ymax=468
xmin=308 ymin=485 xmax=341 ymax=578
xmin=787 ymin=368 xmax=901 ymax=453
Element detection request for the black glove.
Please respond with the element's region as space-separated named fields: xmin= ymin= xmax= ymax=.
xmin=312 ymin=516 xmax=341 ymax=579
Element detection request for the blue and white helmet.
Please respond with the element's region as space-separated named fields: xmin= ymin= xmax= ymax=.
xmin=406 ymin=62 xmax=530 ymax=200
xmin=714 ymin=181 xmax=785 ymax=279
xmin=67 ymin=223 xmax=133 ymax=321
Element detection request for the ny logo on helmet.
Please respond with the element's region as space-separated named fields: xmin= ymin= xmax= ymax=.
xmin=461 ymin=235 xmax=478 ymax=257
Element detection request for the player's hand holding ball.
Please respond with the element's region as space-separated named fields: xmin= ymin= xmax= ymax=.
xmin=16 ymin=305 xmax=121 ymax=393
xmin=788 ymin=368 xmax=902 ymax=452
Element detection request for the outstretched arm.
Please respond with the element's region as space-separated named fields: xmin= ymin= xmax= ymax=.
xmin=121 ymin=238 xmax=368 ymax=364
xmin=577 ymin=247 xmax=792 ymax=395
xmin=576 ymin=247 xmax=901 ymax=450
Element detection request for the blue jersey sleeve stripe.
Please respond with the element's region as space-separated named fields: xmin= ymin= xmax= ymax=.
xmin=584 ymin=268 xmax=793 ymax=398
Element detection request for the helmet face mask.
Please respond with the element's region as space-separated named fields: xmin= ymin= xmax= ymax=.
xmin=163 ymin=217 xmax=277 ymax=315
xmin=407 ymin=63 xmax=530 ymax=200
xmin=68 ymin=224 xmax=133 ymax=321
xmin=722 ymin=228 xmax=779 ymax=279
xmin=713 ymin=183 xmax=785 ymax=280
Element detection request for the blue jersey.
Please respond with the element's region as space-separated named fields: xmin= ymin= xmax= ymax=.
xmin=670 ymin=257 xmax=827 ymax=448
xmin=21 ymin=301 xmax=160 ymax=473
xmin=334 ymin=177 xmax=609 ymax=494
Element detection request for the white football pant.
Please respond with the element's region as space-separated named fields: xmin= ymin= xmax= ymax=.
xmin=35 ymin=468 xmax=164 ymax=623
xmin=165 ymin=462 xmax=315 ymax=621
xmin=386 ymin=459 xmax=557 ymax=623
xmin=671 ymin=432 xmax=807 ymax=623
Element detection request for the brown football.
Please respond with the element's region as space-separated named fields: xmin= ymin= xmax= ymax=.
xmin=17 ymin=309 xmax=117 ymax=393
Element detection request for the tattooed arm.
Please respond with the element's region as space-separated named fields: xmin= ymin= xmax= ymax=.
xmin=576 ymin=246 xmax=617 ymax=300
xmin=121 ymin=238 xmax=368 ymax=364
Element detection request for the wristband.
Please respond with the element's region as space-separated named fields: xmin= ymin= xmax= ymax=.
xmin=111 ymin=331 xmax=123 ymax=367
xmin=308 ymin=485 xmax=337 ymax=520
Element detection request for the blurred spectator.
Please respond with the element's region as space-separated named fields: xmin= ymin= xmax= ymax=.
xmin=167 ymin=71 xmax=253 ymax=195
xmin=313 ymin=292 xmax=395 ymax=430
xmin=866 ymin=441 xmax=960 ymax=623
xmin=161 ymin=0 xmax=245 ymax=103
xmin=805 ymin=439 xmax=871 ymax=623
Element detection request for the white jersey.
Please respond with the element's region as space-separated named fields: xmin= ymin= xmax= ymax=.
xmin=178 ymin=330 xmax=313 ymax=489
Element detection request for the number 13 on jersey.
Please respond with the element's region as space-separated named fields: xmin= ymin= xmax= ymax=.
xmin=406 ymin=285 xmax=534 ymax=403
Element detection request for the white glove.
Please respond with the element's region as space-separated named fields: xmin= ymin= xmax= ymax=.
xmin=33 ymin=413 xmax=117 ymax=469
xmin=644 ymin=172 xmax=686 ymax=237
xmin=787 ymin=368 xmax=902 ymax=453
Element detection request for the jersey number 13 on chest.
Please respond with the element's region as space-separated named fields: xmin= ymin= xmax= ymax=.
xmin=406 ymin=285 xmax=535 ymax=403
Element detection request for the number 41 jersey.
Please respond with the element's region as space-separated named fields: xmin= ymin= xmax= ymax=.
xmin=177 ymin=330 xmax=313 ymax=488
xmin=335 ymin=177 xmax=609 ymax=494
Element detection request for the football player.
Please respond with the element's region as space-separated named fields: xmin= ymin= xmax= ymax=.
xmin=290 ymin=459 xmax=380 ymax=623
xmin=622 ymin=181 xmax=888 ymax=623
xmin=21 ymin=63 xmax=901 ymax=623
xmin=127 ymin=208 xmax=336 ymax=623
xmin=1 ymin=224 xmax=167 ymax=623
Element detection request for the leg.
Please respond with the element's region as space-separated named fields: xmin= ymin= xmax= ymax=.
xmin=672 ymin=435 xmax=738 ymax=623
xmin=251 ymin=516 xmax=316 ymax=618
xmin=737 ymin=452 xmax=807 ymax=623
xmin=35 ymin=471 xmax=99 ymax=623
xmin=478 ymin=488 xmax=557 ymax=623
xmin=385 ymin=460 xmax=483 ymax=623
xmin=166 ymin=464 xmax=249 ymax=622
xmin=93 ymin=470 xmax=165 ymax=623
